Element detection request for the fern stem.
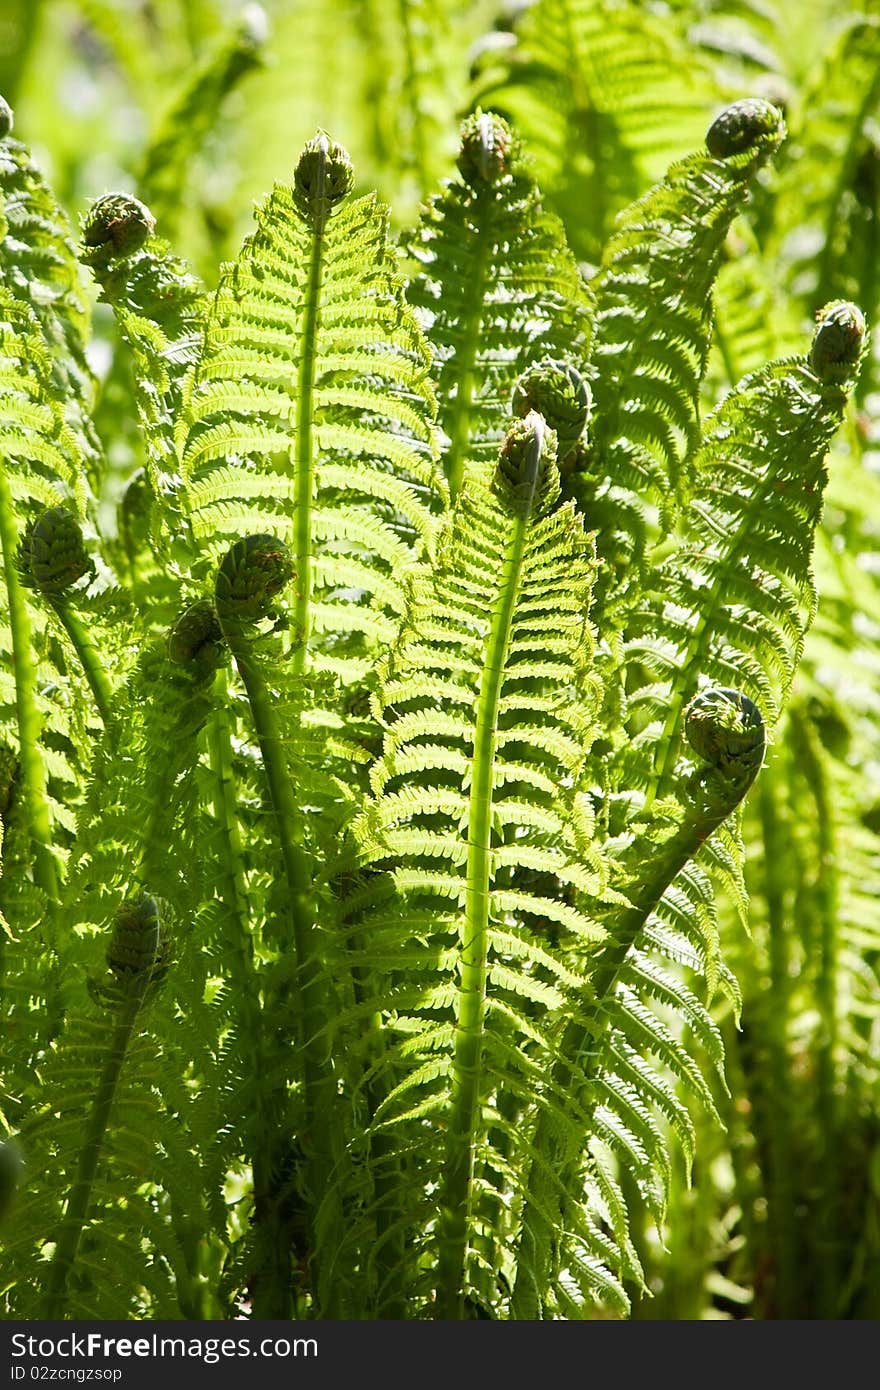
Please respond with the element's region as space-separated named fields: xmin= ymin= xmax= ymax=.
xmin=217 ymin=612 xmax=337 ymax=1314
xmin=513 ymin=749 xmax=761 ymax=1316
xmin=44 ymin=987 xmax=146 ymax=1317
xmin=50 ymin=600 xmax=114 ymax=730
xmin=435 ymin=502 xmax=529 ymax=1318
xmin=206 ymin=679 xmax=301 ymax=1318
xmin=207 ymin=673 xmax=250 ymax=933
xmin=291 ymin=205 xmax=326 ymax=677
xmin=0 ymin=465 xmax=58 ymax=899
xmin=442 ymin=214 xmax=491 ymax=498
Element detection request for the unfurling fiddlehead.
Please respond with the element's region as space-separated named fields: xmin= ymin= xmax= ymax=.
xmin=594 ymin=687 xmax=766 ymax=1000
xmin=0 ymin=96 xmax=13 ymax=140
xmin=809 ymin=300 xmax=867 ymax=386
xmin=705 ymin=98 xmax=785 ymax=160
xmin=292 ymin=132 xmax=354 ymax=225
xmin=166 ymin=599 xmax=225 ymax=676
xmin=457 ymin=110 xmax=513 ymax=187
xmin=16 ymin=507 xmax=113 ymax=729
xmin=79 ymin=190 xmax=203 ymax=511
xmin=493 ymin=410 xmax=559 ymax=516
xmin=18 ymin=506 xmax=92 ymax=595
xmin=214 ymin=534 xmax=294 ymax=627
xmin=684 ymin=686 xmax=766 ymax=792
xmin=81 ymin=193 xmax=156 ymax=272
xmin=511 ymin=360 xmax=591 ymax=468
xmin=405 ymin=108 xmax=588 ymax=500
xmin=45 ymin=894 xmax=171 ymax=1317
xmin=104 ymin=893 xmax=171 ymax=992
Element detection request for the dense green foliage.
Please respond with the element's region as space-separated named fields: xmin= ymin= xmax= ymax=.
xmin=1 ymin=0 xmax=878 ymax=1321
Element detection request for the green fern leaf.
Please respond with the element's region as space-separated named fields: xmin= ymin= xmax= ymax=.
xmin=404 ymin=111 xmax=591 ymax=498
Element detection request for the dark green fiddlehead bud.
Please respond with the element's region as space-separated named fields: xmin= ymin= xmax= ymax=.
xmin=809 ymin=300 xmax=866 ymax=386
xmin=19 ymin=507 xmax=93 ymax=596
xmin=0 ymin=96 xmax=13 ymax=139
xmin=457 ymin=110 xmax=514 ymax=187
xmin=293 ymin=132 xmax=353 ymax=225
xmin=81 ymin=192 xmax=156 ymax=270
xmin=494 ymin=411 xmax=559 ymax=517
xmin=167 ymin=599 xmax=226 ymax=676
xmin=106 ymin=893 xmax=171 ymax=991
xmin=214 ymin=534 xmax=294 ymax=624
xmin=705 ymin=98 xmax=785 ymax=159
xmin=684 ymin=686 xmax=766 ymax=790
xmin=512 ymin=360 xmax=592 ymax=463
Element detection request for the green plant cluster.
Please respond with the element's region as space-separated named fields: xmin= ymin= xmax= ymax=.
xmin=0 ymin=0 xmax=878 ymax=1322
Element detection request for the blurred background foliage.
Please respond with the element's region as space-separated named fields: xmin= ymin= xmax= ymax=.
xmin=3 ymin=0 xmax=879 ymax=1319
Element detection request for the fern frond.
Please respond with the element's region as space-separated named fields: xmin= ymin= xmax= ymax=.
xmin=181 ymin=133 xmax=442 ymax=682
xmin=627 ymin=302 xmax=865 ymax=798
xmin=80 ymin=192 xmax=205 ymax=531
xmin=345 ymin=414 xmax=608 ymax=1315
xmin=0 ymin=288 xmax=94 ymax=900
xmin=0 ymin=111 xmax=103 ymax=489
xmin=573 ymin=98 xmax=785 ymax=603
xmin=404 ymin=111 xmax=590 ymax=498
xmin=471 ymin=0 xmax=719 ymax=265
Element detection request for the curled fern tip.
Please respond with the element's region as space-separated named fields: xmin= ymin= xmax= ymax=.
xmin=215 ymin=534 xmax=294 ymax=623
xmin=19 ymin=507 xmax=92 ymax=596
xmin=107 ymin=894 xmax=171 ymax=990
xmin=0 ymin=96 xmax=13 ymax=139
xmin=457 ymin=111 xmax=514 ymax=186
xmin=809 ymin=301 xmax=866 ymax=386
xmin=494 ymin=411 xmax=558 ymax=515
xmin=167 ymin=600 xmax=226 ymax=675
xmin=293 ymin=132 xmax=353 ymax=224
xmin=81 ymin=192 xmax=156 ymax=269
xmin=705 ymin=98 xmax=785 ymax=159
xmin=685 ymin=687 xmax=766 ymax=785
xmin=512 ymin=359 xmax=591 ymax=461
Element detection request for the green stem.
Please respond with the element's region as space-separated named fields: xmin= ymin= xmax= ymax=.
xmin=44 ymin=985 xmax=147 ymax=1317
xmin=292 ymin=205 xmax=326 ymax=677
xmin=512 ymin=765 xmax=758 ymax=1317
xmin=0 ymin=466 xmax=57 ymax=899
xmin=216 ymin=612 xmax=338 ymax=1314
xmin=442 ymin=207 xmax=492 ymax=499
xmin=50 ymin=600 xmax=114 ymax=731
xmin=206 ymin=679 xmax=299 ymax=1318
xmin=435 ymin=504 xmax=529 ymax=1319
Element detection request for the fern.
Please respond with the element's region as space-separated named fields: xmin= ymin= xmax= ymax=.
xmin=404 ymin=111 xmax=590 ymax=499
xmin=0 ymin=104 xmax=103 ymax=488
xmin=180 ymin=132 xmax=442 ymax=680
xmin=472 ymin=0 xmax=719 ymax=265
xmin=346 ymin=413 xmax=608 ymax=1315
xmin=0 ymin=13 xmax=873 ymax=1321
xmin=626 ymin=300 xmax=866 ymax=802
xmin=576 ymin=98 xmax=785 ymax=606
